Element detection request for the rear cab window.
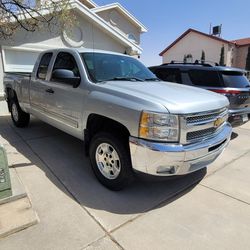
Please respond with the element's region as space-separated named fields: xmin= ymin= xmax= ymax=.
xmin=37 ymin=53 xmax=53 ymax=80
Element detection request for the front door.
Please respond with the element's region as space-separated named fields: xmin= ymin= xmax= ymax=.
xmin=46 ymin=52 xmax=85 ymax=138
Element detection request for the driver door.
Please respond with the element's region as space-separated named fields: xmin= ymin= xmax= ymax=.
xmin=46 ymin=52 xmax=84 ymax=136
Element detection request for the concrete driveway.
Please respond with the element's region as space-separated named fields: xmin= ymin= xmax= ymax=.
xmin=0 ymin=115 xmax=250 ymax=250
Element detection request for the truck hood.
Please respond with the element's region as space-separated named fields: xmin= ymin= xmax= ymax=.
xmin=101 ymin=80 xmax=229 ymax=114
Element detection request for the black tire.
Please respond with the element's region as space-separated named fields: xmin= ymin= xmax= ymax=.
xmin=10 ymin=98 xmax=30 ymax=128
xmin=89 ymin=132 xmax=134 ymax=191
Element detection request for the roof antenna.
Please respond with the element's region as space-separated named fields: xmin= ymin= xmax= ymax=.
xmin=209 ymin=23 xmax=212 ymax=35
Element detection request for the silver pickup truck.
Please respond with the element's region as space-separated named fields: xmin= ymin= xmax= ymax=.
xmin=4 ymin=48 xmax=232 ymax=190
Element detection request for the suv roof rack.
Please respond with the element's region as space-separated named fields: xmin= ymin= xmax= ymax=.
xmin=162 ymin=60 xmax=219 ymax=67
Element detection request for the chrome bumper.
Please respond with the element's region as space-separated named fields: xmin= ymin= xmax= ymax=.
xmin=129 ymin=123 xmax=232 ymax=176
xmin=229 ymin=107 xmax=250 ymax=116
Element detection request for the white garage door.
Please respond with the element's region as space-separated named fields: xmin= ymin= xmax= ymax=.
xmin=3 ymin=49 xmax=40 ymax=72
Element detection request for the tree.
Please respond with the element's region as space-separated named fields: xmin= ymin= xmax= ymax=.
xmin=219 ymin=46 xmax=225 ymax=66
xmin=245 ymin=46 xmax=250 ymax=71
xmin=183 ymin=54 xmax=187 ymax=63
xmin=186 ymin=54 xmax=193 ymax=63
xmin=0 ymin=0 xmax=71 ymax=39
xmin=201 ymin=50 xmax=205 ymax=63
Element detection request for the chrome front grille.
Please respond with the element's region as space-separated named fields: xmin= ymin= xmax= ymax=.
xmin=187 ymin=127 xmax=217 ymax=141
xmin=180 ymin=108 xmax=228 ymax=144
xmin=186 ymin=108 xmax=228 ymax=125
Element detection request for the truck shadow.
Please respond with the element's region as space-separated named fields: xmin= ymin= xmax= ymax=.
xmin=0 ymin=115 xmax=206 ymax=215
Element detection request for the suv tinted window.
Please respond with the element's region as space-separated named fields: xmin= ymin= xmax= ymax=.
xmin=188 ymin=69 xmax=222 ymax=87
xmin=221 ymin=71 xmax=250 ymax=88
xmin=52 ymin=52 xmax=80 ymax=79
xmin=154 ymin=68 xmax=181 ymax=83
xmin=37 ymin=53 xmax=52 ymax=80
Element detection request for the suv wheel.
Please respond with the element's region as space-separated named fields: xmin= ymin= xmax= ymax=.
xmin=89 ymin=132 xmax=134 ymax=190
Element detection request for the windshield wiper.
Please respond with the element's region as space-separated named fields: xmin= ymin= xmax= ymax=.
xmin=145 ymin=78 xmax=161 ymax=81
xmin=104 ymin=77 xmax=144 ymax=82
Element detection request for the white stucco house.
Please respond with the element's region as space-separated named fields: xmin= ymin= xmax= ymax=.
xmin=159 ymin=28 xmax=250 ymax=69
xmin=0 ymin=0 xmax=147 ymax=112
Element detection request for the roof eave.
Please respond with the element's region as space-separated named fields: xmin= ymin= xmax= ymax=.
xmin=92 ymin=3 xmax=148 ymax=33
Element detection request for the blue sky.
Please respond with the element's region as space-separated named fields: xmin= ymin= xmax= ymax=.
xmin=95 ymin=0 xmax=250 ymax=66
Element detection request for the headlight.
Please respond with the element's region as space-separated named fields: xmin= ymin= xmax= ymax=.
xmin=139 ymin=111 xmax=179 ymax=142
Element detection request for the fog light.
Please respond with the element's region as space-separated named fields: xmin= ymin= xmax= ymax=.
xmin=157 ymin=165 xmax=177 ymax=174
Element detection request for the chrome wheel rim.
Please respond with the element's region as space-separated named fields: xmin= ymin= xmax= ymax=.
xmin=95 ymin=143 xmax=121 ymax=180
xmin=12 ymin=103 xmax=19 ymax=122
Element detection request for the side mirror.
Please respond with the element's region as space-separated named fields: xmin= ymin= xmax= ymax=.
xmin=51 ymin=69 xmax=81 ymax=88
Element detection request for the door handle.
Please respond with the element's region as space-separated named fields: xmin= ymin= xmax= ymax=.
xmin=46 ymin=88 xmax=54 ymax=94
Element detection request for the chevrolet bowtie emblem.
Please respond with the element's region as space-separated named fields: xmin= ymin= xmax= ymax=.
xmin=214 ymin=117 xmax=224 ymax=128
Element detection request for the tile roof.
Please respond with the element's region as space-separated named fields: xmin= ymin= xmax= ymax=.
xmin=231 ymin=38 xmax=250 ymax=46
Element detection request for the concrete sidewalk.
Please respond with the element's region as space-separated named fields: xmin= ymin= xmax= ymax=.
xmin=0 ymin=115 xmax=250 ymax=250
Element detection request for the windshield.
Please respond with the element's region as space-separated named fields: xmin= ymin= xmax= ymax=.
xmin=221 ymin=71 xmax=250 ymax=88
xmin=81 ymin=52 xmax=157 ymax=82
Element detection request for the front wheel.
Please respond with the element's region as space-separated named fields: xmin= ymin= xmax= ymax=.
xmin=89 ymin=132 xmax=134 ymax=190
xmin=10 ymin=99 xmax=30 ymax=127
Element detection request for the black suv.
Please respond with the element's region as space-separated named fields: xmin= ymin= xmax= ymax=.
xmin=149 ymin=62 xmax=250 ymax=127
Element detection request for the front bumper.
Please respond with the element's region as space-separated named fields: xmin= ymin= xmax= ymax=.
xmin=129 ymin=123 xmax=232 ymax=176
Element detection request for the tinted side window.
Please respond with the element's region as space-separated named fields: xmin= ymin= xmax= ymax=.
xmin=52 ymin=52 xmax=80 ymax=79
xmin=37 ymin=53 xmax=52 ymax=80
xmin=155 ymin=68 xmax=182 ymax=83
xmin=188 ymin=70 xmax=222 ymax=87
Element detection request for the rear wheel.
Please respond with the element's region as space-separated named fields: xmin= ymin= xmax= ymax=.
xmin=89 ymin=132 xmax=134 ymax=190
xmin=10 ymin=99 xmax=30 ymax=127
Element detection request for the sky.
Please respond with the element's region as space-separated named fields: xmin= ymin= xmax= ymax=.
xmin=95 ymin=0 xmax=250 ymax=66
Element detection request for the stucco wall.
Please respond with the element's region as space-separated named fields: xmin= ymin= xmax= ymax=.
xmin=96 ymin=9 xmax=140 ymax=45
xmin=234 ymin=46 xmax=248 ymax=69
xmin=162 ymin=32 xmax=231 ymax=65
xmin=78 ymin=14 xmax=126 ymax=52
xmin=0 ymin=12 xmax=126 ymax=54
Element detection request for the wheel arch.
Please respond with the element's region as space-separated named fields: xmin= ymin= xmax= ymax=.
xmin=84 ymin=113 xmax=131 ymax=155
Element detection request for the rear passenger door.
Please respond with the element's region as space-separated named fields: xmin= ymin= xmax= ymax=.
xmin=30 ymin=52 xmax=53 ymax=114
